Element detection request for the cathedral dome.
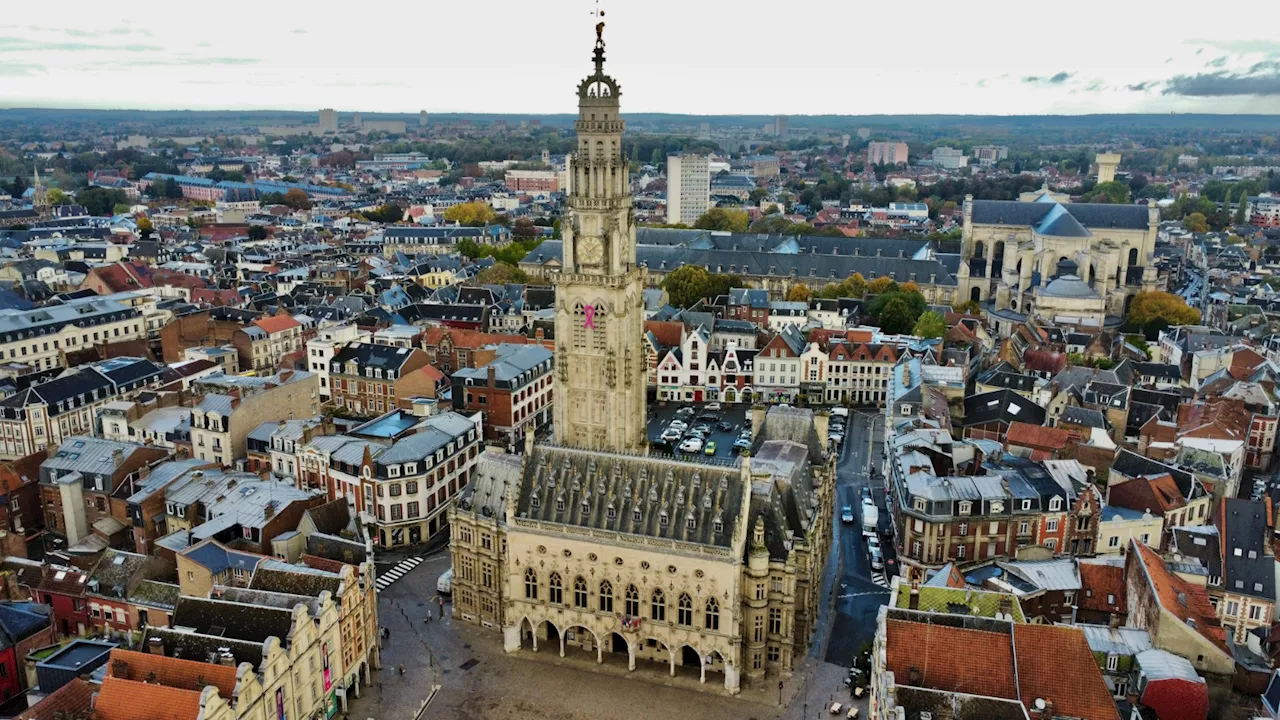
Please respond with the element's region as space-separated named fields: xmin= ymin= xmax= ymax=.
xmin=1041 ymin=273 xmax=1099 ymax=299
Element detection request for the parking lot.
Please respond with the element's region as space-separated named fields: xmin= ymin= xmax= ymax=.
xmin=646 ymin=402 xmax=751 ymax=459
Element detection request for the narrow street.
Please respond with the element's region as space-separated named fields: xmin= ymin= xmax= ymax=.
xmin=824 ymin=409 xmax=894 ymax=669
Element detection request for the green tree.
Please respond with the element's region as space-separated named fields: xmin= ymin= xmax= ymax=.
xmin=661 ymin=265 xmax=713 ymax=308
xmin=1183 ymin=212 xmax=1209 ymax=233
xmin=878 ymin=298 xmax=917 ymax=335
xmin=867 ymin=276 xmax=898 ymax=295
xmin=912 ymin=311 xmax=946 ymax=339
xmin=868 ymin=287 xmax=927 ymax=333
xmin=247 ymin=225 xmax=268 ymax=241
xmin=706 ymin=273 xmax=745 ymax=301
xmin=475 ymin=262 xmax=529 ymax=285
xmin=954 ymin=299 xmax=982 ymax=315
xmin=786 ymin=283 xmax=812 ymax=302
xmin=76 ymin=187 xmax=128 ymax=216
xmin=693 ymin=208 xmax=749 ymax=232
xmin=1236 ymin=194 xmax=1249 ymax=225
xmin=208 ymin=167 xmax=227 ymax=183
xmin=162 ymin=177 xmax=183 ymax=199
xmin=46 ymin=188 xmax=68 ymax=205
xmin=1089 ymin=181 xmax=1131 ymax=204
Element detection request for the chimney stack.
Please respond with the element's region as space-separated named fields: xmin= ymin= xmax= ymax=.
xmin=147 ymin=636 xmax=165 ymax=656
xmin=111 ymin=658 xmax=129 ymax=678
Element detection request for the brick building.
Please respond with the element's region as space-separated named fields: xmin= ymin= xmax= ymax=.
xmin=451 ymin=344 xmax=553 ymax=449
xmin=328 ymin=343 xmax=440 ymax=417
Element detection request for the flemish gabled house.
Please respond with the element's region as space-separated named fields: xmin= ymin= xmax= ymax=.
xmin=823 ymin=342 xmax=898 ymax=406
xmin=754 ymin=324 xmax=804 ymax=404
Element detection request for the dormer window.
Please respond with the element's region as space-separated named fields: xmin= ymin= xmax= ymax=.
xmin=1049 ymin=497 xmax=1062 ymax=512
xmin=659 ymin=511 xmax=669 ymax=527
xmin=958 ymin=501 xmax=972 ymax=515
xmin=633 ymin=508 xmax=642 ymax=522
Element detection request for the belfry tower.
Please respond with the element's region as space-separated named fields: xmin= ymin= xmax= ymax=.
xmin=551 ymin=21 xmax=647 ymax=453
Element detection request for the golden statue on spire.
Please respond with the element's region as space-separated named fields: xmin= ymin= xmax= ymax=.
xmin=593 ymin=6 xmax=605 ymax=46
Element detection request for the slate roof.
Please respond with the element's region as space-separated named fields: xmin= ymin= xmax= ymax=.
xmin=1218 ymin=498 xmax=1276 ymax=602
xmin=171 ymin=595 xmax=294 ymax=644
xmin=971 ymin=198 xmax=1150 ymax=231
xmin=515 ymin=445 xmax=744 ymax=549
xmin=180 ymin=539 xmax=265 ymax=576
xmin=248 ymin=562 xmax=342 ymax=598
xmin=961 ymin=389 xmax=1046 ymax=428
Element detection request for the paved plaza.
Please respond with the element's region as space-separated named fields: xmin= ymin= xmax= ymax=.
xmin=350 ymin=552 xmax=865 ymax=720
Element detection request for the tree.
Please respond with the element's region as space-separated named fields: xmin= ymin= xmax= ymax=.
xmin=260 ymin=191 xmax=286 ymax=205
xmin=208 ymin=167 xmax=227 ymax=183
xmin=1089 ymin=181 xmax=1131 ymax=204
xmin=706 ymin=273 xmax=745 ymax=301
xmin=1128 ymin=291 xmax=1201 ymax=332
xmin=46 ymin=188 xmax=68 ymax=205
xmin=1236 ymin=194 xmax=1249 ymax=225
xmin=475 ymin=262 xmax=528 ymax=285
xmin=867 ymin=276 xmax=898 ymax=295
xmin=661 ymin=265 xmax=713 ymax=308
xmin=878 ymin=298 xmax=917 ymax=335
xmin=363 ymin=204 xmax=403 ymax=223
xmin=954 ymin=299 xmax=982 ymax=315
xmin=1183 ymin=212 xmax=1209 ymax=233
xmin=76 ymin=187 xmax=128 ymax=216
xmin=912 ymin=311 xmax=946 ymax=339
xmin=843 ymin=273 xmax=868 ymax=298
xmin=247 ymin=225 xmax=268 ymax=241
xmin=786 ymin=283 xmax=812 ymax=303
xmin=693 ymin=208 xmax=749 ymax=233
xmin=511 ymin=218 xmax=540 ymax=240
xmin=136 ymin=216 xmax=154 ymax=238
xmin=161 ymin=177 xmax=183 ymax=199
xmin=443 ymin=201 xmax=496 ymax=226
xmin=282 ymin=189 xmax=312 ymax=211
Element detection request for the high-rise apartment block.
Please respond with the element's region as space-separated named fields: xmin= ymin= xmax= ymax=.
xmin=318 ymin=108 xmax=338 ymax=134
xmin=666 ymin=154 xmax=711 ymax=226
xmin=867 ymin=141 xmax=909 ymax=166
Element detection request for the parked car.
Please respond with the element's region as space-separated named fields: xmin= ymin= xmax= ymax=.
xmin=733 ymin=436 xmax=752 ymax=452
xmin=829 ymin=432 xmax=844 ymax=447
xmin=437 ymin=567 xmax=453 ymax=594
xmin=869 ymin=550 xmax=885 ymax=571
xmin=679 ymin=437 xmax=704 ymax=453
xmin=692 ymin=424 xmax=712 ymax=436
xmin=704 ymin=441 xmax=717 ymax=456
xmin=676 ymin=407 xmax=696 ymax=418
xmin=867 ymin=534 xmax=882 ymax=554
xmin=668 ymin=420 xmax=688 ymax=432
xmin=841 ymin=506 xmax=855 ymax=523
xmin=705 ymin=401 xmax=722 ymax=411
xmin=717 ymin=420 xmax=735 ymax=432
xmin=660 ymin=428 xmax=683 ymax=443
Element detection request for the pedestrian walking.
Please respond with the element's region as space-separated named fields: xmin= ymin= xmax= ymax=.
xmin=398 ymin=664 xmax=405 ymax=676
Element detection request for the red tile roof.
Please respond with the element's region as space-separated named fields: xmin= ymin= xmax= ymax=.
xmin=1005 ymin=421 xmax=1071 ymax=451
xmin=884 ymin=619 xmax=1017 ymax=699
xmin=253 ymin=313 xmax=301 ymax=335
xmin=1013 ymin=624 xmax=1122 ymax=720
xmin=15 ymin=677 xmax=94 ymax=720
xmin=1141 ymin=676 xmax=1209 ymax=720
xmin=93 ymin=676 xmax=204 ymax=720
xmin=301 ymin=554 xmax=347 ymax=572
xmin=107 ymin=648 xmax=237 ymax=697
xmin=1131 ymin=541 xmax=1228 ymax=653
xmin=1112 ymin=473 xmax=1187 ymax=514
xmin=886 ymin=619 xmax=1120 ymax=720
xmin=644 ymin=321 xmax=684 ymax=349
xmin=1078 ymin=562 xmax=1128 ymax=615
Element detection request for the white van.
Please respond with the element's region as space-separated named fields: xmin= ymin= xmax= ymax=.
xmin=436 ymin=567 xmax=453 ymax=594
xmin=831 ymin=407 xmax=850 ymax=418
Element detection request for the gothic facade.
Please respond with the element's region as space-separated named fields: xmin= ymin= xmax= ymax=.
xmin=447 ymin=27 xmax=834 ymax=695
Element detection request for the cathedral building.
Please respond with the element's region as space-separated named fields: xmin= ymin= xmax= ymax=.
xmin=448 ymin=26 xmax=834 ymax=695
xmin=958 ymin=192 xmax=1161 ymax=337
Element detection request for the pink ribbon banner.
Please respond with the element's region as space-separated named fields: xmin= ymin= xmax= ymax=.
xmin=584 ymin=304 xmax=597 ymax=330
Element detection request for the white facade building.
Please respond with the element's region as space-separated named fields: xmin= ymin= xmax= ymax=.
xmin=666 ymin=154 xmax=711 ymax=226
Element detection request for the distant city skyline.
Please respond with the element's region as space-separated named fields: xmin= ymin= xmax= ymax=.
xmin=2 ymin=0 xmax=1279 ymax=116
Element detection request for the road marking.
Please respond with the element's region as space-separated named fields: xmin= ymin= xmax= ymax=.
xmin=838 ymin=590 xmax=890 ymax=599
xmin=376 ymin=556 xmax=423 ymax=593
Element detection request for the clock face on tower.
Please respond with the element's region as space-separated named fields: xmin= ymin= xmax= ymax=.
xmin=579 ymin=236 xmax=603 ymax=265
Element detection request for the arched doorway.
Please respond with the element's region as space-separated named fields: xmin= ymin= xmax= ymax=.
xmin=603 ymin=632 xmax=631 ymax=670
xmin=970 ymin=287 xmax=981 ymax=303
xmin=723 ymin=387 xmax=737 ymax=404
xmin=637 ymin=637 xmax=672 ymax=676
xmin=518 ymin=617 xmax=537 ymax=651
xmin=705 ymin=649 xmax=728 ymax=687
xmin=1128 ymin=248 xmax=1138 ymax=266
xmin=534 ymin=620 xmax=559 ymax=653
xmin=677 ymin=645 xmax=703 ymax=681
xmin=561 ymin=625 xmax=599 ymax=663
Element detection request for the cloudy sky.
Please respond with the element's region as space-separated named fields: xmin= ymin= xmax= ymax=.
xmin=2 ymin=0 xmax=1280 ymax=116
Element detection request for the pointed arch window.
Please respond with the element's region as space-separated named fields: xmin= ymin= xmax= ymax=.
xmin=625 ymin=584 xmax=640 ymax=616
xmin=677 ymin=593 xmax=693 ymax=627
xmin=548 ymin=572 xmax=563 ymax=605
xmin=651 ymin=588 xmax=666 ymax=622
xmin=599 ymin=580 xmax=614 ymax=613
xmin=524 ymin=568 xmax=538 ymax=600
xmin=705 ymin=598 xmax=720 ymax=631
xmin=574 ymin=576 xmax=588 ymax=608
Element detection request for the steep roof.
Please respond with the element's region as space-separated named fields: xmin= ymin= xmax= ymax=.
xmin=15 ymin=677 xmax=95 ymax=720
xmin=1078 ymin=560 xmax=1128 ymax=615
xmin=1013 ymin=623 xmax=1123 ymax=720
xmin=884 ymin=619 xmax=1016 ymax=699
xmin=1005 ymin=421 xmax=1071 ymax=451
xmin=252 ymin=313 xmax=301 ymax=334
xmin=1131 ymin=541 xmax=1228 ymax=653
xmin=106 ymin=648 xmax=237 ymax=698
xmin=92 ymin=676 xmax=203 ymax=720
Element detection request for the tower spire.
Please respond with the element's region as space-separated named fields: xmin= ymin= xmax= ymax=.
xmin=592 ymin=8 xmax=606 ymax=73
